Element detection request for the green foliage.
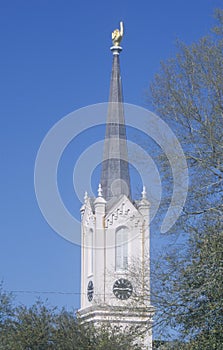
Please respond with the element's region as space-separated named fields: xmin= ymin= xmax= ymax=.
xmin=0 ymin=300 xmax=55 ymax=350
xmin=0 ymin=282 xmax=14 ymax=327
xmin=153 ymin=221 xmax=223 ymax=348
xmin=0 ymin=287 xmax=140 ymax=349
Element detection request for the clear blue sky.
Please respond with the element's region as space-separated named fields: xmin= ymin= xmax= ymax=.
xmin=0 ymin=0 xmax=221 ymax=310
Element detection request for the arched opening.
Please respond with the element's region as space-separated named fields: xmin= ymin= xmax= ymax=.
xmin=115 ymin=227 xmax=128 ymax=271
xmin=87 ymin=229 xmax=93 ymax=275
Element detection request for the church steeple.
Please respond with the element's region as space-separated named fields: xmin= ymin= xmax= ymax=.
xmin=79 ymin=23 xmax=154 ymax=349
xmin=101 ymin=22 xmax=131 ymax=202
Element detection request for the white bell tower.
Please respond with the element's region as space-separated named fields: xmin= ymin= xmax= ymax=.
xmin=78 ymin=23 xmax=154 ymax=350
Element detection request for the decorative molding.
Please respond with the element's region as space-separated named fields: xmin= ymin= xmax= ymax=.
xmin=105 ymin=197 xmax=143 ymax=229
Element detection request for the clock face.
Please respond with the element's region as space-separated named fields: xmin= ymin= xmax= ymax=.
xmin=87 ymin=280 xmax=94 ymax=302
xmin=113 ymin=278 xmax=133 ymax=300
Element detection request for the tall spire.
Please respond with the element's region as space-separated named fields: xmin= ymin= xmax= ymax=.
xmin=101 ymin=22 xmax=131 ymax=202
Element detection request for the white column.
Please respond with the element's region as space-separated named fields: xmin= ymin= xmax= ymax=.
xmin=94 ymin=185 xmax=106 ymax=304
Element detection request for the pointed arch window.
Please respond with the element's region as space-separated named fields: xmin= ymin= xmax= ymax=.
xmin=115 ymin=227 xmax=128 ymax=271
xmin=87 ymin=229 xmax=93 ymax=275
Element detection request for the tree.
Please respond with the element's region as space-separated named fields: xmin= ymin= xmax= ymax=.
xmin=0 ymin=286 xmax=140 ymax=349
xmin=0 ymin=283 xmax=14 ymax=327
xmin=177 ymin=221 xmax=223 ymax=348
xmin=0 ymin=300 xmax=55 ymax=350
xmin=0 ymin=283 xmax=16 ymax=350
xmin=145 ymin=9 xmax=223 ymax=347
xmin=149 ymin=219 xmax=223 ymax=348
xmin=150 ymin=9 xmax=223 ymax=222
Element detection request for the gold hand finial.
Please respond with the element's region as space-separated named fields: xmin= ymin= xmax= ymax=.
xmin=112 ymin=21 xmax=124 ymax=46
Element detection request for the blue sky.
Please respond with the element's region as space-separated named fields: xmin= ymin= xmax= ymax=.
xmin=0 ymin=0 xmax=221 ymax=310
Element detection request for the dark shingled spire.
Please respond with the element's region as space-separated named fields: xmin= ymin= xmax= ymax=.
xmin=101 ymin=45 xmax=131 ymax=202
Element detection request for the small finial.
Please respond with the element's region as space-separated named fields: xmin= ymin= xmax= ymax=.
xmin=112 ymin=21 xmax=124 ymax=46
xmin=98 ymin=184 xmax=102 ymax=197
xmin=142 ymin=186 xmax=147 ymax=200
xmin=84 ymin=191 xmax=88 ymax=203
